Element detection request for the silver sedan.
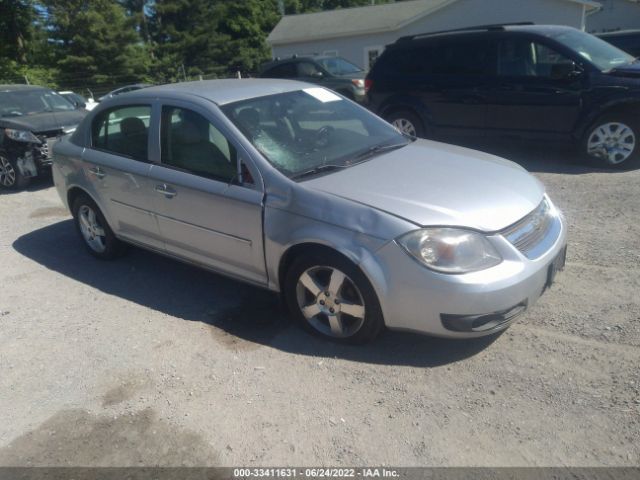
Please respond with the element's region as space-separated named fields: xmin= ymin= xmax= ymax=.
xmin=52 ymin=79 xmax=567 ymax=344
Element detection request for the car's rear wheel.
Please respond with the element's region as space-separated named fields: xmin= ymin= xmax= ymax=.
xmin=284 ymin=251 xmax=384 ymax=344
xmin=583 ymin=115 xmax=639 ymax=169
xmin=0 ymin=155 xmax=31 ymax=190
xmin=385 ymin=110 xmax=425 ymax=138
xmin=72 ymin=194 xmax=126 ymax=259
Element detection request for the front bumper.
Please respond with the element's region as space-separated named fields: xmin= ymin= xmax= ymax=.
xmin=361 ymin=212 xmax=568 ymax=338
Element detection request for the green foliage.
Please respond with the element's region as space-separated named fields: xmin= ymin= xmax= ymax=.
xmin=0 ymin=0 xmax=401 ymax=89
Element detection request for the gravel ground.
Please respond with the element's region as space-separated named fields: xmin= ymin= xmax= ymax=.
xmin=0 ymin=146 xmax=638 ymax=467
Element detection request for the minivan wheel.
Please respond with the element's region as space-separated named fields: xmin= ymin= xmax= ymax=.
xmin=386 ymin=110 xmax=425 ymax=138
xmin=584 ymin=115 xmax=639 ymax=169
xmin=72 ymin=194 xmax=126 ymax=259
xmin=284 ymin=251 xmax=384 ymax=344
xmin=0 ymin=155 xmax=31 ymax=190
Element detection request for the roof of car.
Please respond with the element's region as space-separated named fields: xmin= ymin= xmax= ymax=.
xmin=392 ymin=24 xmax=578 ymax=45
xmin=0 ymin=84 xmax=48 ymax=92
xmin=131 ymin=79 xmax=310 ymax=105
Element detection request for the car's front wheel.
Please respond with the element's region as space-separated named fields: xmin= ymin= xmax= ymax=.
xmin=0 ymin=154 xmax=31 ymax=190
xmin=584 ymin=115 xmax=639 ymax=169
xmin=284 ymin=251 xmax=384 ymax=344
xmin=72 ymin=194 xmax=126 ymax=259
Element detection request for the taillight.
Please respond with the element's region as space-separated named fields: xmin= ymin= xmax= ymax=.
xmin=365 ymin=78 xmax=373 ymax=93
xmin=351 ymin=79 xmax=365 ymax=89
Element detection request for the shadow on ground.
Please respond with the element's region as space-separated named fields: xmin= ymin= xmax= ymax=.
xmin=13 ymin=220 xmax=499 ymax=367
xmin=0 ymin=175 xmax=53 ymax=195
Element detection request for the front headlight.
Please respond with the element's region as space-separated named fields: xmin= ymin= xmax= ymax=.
xmin=397 ymin=228 xmax=502 ymax=274
xmin=4 ymin=129 xmax=41 ymax=144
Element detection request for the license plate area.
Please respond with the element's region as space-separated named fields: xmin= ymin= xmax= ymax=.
xmin=546 ymin=245 xmax=567 ymax=288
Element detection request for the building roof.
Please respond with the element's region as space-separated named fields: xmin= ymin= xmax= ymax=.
xmin=267 ymin=0 xmax=601 ymax=46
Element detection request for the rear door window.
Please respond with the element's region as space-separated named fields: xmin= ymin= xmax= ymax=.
xmin=263 ymin=63 xmax=297 ymax=78
xmin=91 ymin=105 xmax=151 ymax=161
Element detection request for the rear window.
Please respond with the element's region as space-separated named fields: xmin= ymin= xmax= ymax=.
xmin=91 ymin=105 xmax=151 ymax=161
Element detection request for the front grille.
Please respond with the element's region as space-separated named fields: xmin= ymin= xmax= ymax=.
xmin=501 ymin=198 xmax=560 ymax=259
xmin=36 ymin=133 xmax=61 ymax=162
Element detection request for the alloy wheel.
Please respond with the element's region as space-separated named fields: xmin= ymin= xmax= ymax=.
xmin=78 ymin=205 xmax=107 ymax=253
xmin=587 ymin=122 xmax=636 ymax=165
xmin=295 ymin=265 xmax=366 ymax=338
xmin=0 ymin=156 xmax=16 ymax=187
xmin=392 ymin=118 xmax=417 ymax=137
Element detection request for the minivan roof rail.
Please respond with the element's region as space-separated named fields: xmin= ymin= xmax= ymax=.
xmin=396 ymin=22 xmax=535 ymax=43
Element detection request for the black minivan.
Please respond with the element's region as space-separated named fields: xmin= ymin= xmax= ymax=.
xmin=366 ymin=24 xmax=640 ymax=168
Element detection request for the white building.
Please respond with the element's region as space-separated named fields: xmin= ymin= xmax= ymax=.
xmin=267 ymin=0 xmax=601 ymax=70
xmin=586 ymin=0 xmax=640 ymax=32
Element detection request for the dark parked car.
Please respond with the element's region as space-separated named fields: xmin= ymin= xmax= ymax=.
xmin=367 ymin=24 xmax=640 ymax=168
xmin=98 ymin=83 xmax=151 ymax=102
xmin=0 ymin=85 xmax=86 ymax=189
xmin=597 ymin=30 xmax=640 ymax=58
xmin=260 ymin=55 xmax=366 ymax=103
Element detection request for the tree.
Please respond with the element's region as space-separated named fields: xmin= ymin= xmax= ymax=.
xmin=44 ymin=0 xmax=150 ymax=90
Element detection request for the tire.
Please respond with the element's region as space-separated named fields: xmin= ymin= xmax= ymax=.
xmin=385 ymin=109 xmax=425 ymax=138
xmin=71 ymin=193 xmax=126 ymax=260
xmin=583 ymin=114 xmax=640 ymax=169
xmin=284 ymin=250 xmax=384 ymax=344
xmin=0 ymin=154 xmax=31 ymax=190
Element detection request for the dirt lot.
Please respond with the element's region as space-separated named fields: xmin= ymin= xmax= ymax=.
xmin=0 ymin=146 xmax=638 ymax=467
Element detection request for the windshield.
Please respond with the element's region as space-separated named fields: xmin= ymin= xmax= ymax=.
xmin=222 ymin=88 xmax=408 ymax=178
xmin=0 ymin=89 xmax=75 ymax=117
xmin=551 ymin=29 xmax=636 ymax=71
xmin=317 ymin=57 xmax=363 ymax=76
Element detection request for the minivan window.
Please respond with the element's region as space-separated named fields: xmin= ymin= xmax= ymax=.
xmin=431 ymin=39 xmax=494 ymax=75
xmin=498 ymin=39 xmax=576 ymax=78
xmin=92 ymin=105 xmax=150 ymax=160
xmin=161 ymin=106 xmax=237 ymax=182
xmin=551 ymin=29 xmax=635 ymax=71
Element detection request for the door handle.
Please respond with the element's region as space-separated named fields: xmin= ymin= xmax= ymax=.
xmin=88 ymin=167 xmax=106 ymax=179
xmin=155 ymin=184 xmax=177 ymax=198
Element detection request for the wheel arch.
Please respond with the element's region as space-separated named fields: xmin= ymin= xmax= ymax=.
xmin=576 ymin=99 xmax=640 ymax=141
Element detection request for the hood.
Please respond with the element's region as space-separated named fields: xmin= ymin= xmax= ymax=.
xmin=608 ymin=61 xmax=640 ymax=78
xmin=0 ymin=110 xmax=86 ymax=134
xmin=304 ymin=140 xmax=545 ymax=232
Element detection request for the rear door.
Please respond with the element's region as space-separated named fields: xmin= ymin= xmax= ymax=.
xmin=485 ymin=35 xmax=585 ymax=138
xmin=423 ymin=36 xmax=496 ymax=136
xmin=147 ymin=101 xmax=267 ymax=284
xmin=82 ymin=104 xmax=163 ymax=249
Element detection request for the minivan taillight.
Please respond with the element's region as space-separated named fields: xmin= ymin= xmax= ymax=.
xmin=365 ymin=78 xmax=373 ymax=93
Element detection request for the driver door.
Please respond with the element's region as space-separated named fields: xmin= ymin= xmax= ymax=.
xmin=147 ymin=102 xmax=267 ymax=285
xmin=485 ymin=37 xmax=585 ymax=137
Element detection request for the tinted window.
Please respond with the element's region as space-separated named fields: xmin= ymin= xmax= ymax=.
xmin=431 ymin=39 xmax=494 ymax=75
xmin=161 ymin=106 xmax=237 ymax=182
xmin=263 ymin=63 xmax=297 ymax=78
xmin=92 ymin=105 xmax=150 ymax=160
xmin=381 ymin=39 xmax=493 ymax=76
xmin=498 ymin=39 xmax=576 ymax=79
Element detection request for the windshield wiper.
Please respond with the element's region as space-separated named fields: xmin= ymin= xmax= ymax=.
xmin=291 ymin=164 xmax=346 ymax=180
xmin=352 ymin=141 xmax=410 ymax=162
